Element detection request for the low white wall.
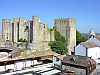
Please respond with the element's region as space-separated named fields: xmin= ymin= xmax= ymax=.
xmin=88 ymin=47 xmax=100 ymax=59
xmin=0 ymin=59 xmax=44 ymax=72
xmin=75 ymin=44 xmax=86 ymax=56
xmin=6 ymin=64 xmax=15 ymax=70
xmin=25 ymin=60 xmax=33 ymax=67
xmin=15 ymin=61 xmax=24 ymax=70
xmin=0 ymin=66 xmax=5 ymax=72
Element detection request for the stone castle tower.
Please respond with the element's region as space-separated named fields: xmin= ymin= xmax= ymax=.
xmin=54 ymin=18 xmax=76 ymax=55
xmin=2 ymin=19 xmax=12 ymax=42
xmin=31 ymin=16 xmax=55 ymax=51
xmin=12 ymin=18 xmax=29 ymax=43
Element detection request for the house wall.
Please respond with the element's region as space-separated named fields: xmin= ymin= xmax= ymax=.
xmin=88 ymin=47 xmax=100 ymax=59
xmin=75 ymin=44 xmax=100 ymax=63
xmin=75 ymin=44 xmax=86 ymax=56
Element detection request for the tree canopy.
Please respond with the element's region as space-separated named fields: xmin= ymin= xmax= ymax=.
xmin=49 ymin=29 xmax=87 ymax=54
xmin=49 ymin=29 xmax=68 ymax=55
xmin=76 ymin=30 xmax=88 ymax=45
xmin=18 ymin=38 xmax=27 ymax=42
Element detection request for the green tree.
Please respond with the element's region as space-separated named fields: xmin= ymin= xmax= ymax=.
xmin=76 ymin=30 xmax=88 ymax=45
xmin=49 ymin=29 xmax=68 ymax=55
xmin=18 ymin=38 xmax=27 ymax=42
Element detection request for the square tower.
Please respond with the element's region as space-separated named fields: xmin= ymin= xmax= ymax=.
xmin=54 ymin=18 xmax=76 ymax=55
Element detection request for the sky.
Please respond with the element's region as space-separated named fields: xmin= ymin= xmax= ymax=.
xmin=0 ymin=0 xmax=100 ymax=33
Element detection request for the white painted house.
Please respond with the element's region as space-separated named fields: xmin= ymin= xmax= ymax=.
xmin=75 ymin=31 xmax=100 ymax=64
xmin=75 ymin=41 xmax=100 ymax=58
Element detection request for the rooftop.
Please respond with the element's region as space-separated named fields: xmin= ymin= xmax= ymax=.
xmin=80 ymin=41 xmax=98 ymax=48
xmin=96 ymin=35 xmax=100 ymax=41
xmin=62 ymin=55 xmax=96 ymax=68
